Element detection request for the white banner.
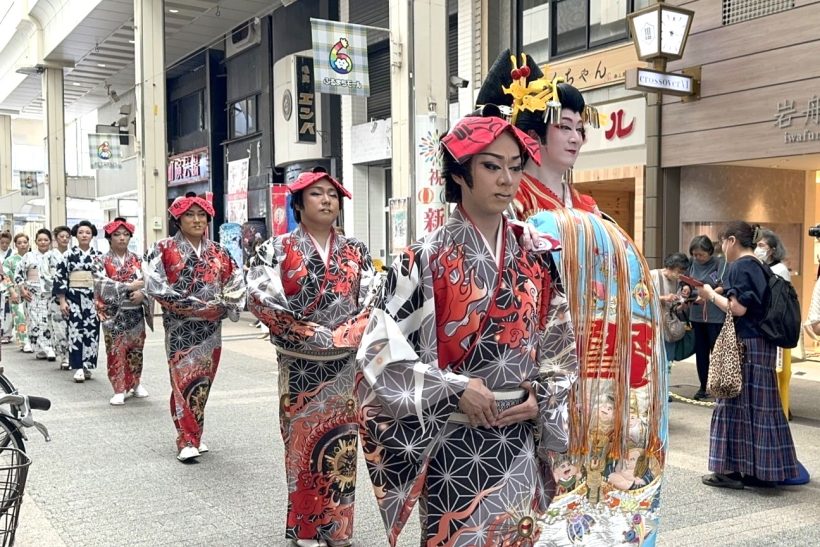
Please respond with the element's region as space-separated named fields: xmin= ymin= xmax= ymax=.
xmin=226 ymin=158 xmax=249 ymax=224
xmin=414 ymin=115 xmax=449 ymax=238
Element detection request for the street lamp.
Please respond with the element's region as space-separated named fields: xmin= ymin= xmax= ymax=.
xmin=628 ymin=2 xmax=695 ymax=69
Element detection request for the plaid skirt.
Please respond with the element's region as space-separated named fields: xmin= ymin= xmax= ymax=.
xmin=708 ymin=336 xmax=798 ymax=481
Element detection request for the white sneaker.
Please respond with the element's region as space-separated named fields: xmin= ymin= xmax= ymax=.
xmin=22 ymin=342 xmax=33 ymax=353
xmin=83 ymin=368 xmax=92 ymax=380
xmin=73 ymin=369 xmax=85 ymax=383
xmin=198 ymin=442 xmax=208 ymax=453
xmin=109 ymin=393 xmax=125 ymax=406
xmin=45 ymin=348 xmax=56 ymax=361
xmin=177 ymin=444 xmax=200 ymax=462
xmin=133 ymin=384 xmax=149 ymax=398
xmin=59 ymin=360 xmax=69 ymax=370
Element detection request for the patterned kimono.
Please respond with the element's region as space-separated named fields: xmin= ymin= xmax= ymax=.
xmin=96 ymin=251 xmax=151 ymax=395
xmin=3 ymin=253 xmax=28 ymax=347
xmin=15 ymin=250 xmax=62 ymax=356
xmin=50 ymin=249 xmax=70 ymax=364
xmin=520 ymin=194 xmax=667 ymax=546
xmin=512 ymin=173 xmax=599 ymax=220
xmin=357 ymin=207 xmax=578 ymax=547
xmin=54 ymin=247 xmax=104 ymax=370
xmin=143 ymin=233 xmax=246 ymax=450
xmin=247 ymin=226 xmax=375 ymax=544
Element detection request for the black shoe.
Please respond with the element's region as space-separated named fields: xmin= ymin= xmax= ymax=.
xmin=741 ymin=475 xmax=776 ymax=488
xmin=702 ymin=472 xmax=744 ymax=489
xmin=693 ymin=389 xmax=709 ymax=401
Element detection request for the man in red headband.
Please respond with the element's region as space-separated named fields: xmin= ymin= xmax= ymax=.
xmin=143 ymin=192 xmax=246 ymax=462
xmin=247 ymin=167 xmax=377 ymax=547
xmin=96 ymin=218 xmax=152 ymax=406
xmin=356 ymin=107 xmax=578 ymax=546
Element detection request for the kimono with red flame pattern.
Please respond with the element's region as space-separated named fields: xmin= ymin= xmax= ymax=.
xmin=143 ymin=233 xmax=246 ymax=450
xmin=356 ymin=206 xmax=578 ymax=547
xmin=247 ymin=225 xmax=375 ymax=545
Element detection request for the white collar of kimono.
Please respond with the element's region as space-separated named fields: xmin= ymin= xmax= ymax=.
xmin=307 ymin=230 xmax=333 ymax=264
xmin=476 ymin=217 xmax=504 ymax=268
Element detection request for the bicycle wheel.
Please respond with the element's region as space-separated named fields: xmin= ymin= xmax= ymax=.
xmin=0 ymin=374 xmax=18 ymax=420
xmin=0 ymin=417 xmax=23 ymax=455
xmin=0 ymin=374 xmax=15 ymax=396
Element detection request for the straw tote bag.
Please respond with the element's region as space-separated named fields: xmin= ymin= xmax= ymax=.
xmin=707 ymin=309 xmax=744 ymax=399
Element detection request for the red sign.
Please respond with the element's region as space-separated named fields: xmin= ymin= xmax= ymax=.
xmin=604 ymin=109 xmax=635 ymax=141
xmin=271 ymin=185 xmax=289 ymax=236
xmin=167 ymin=147 xmax=210 ymax=186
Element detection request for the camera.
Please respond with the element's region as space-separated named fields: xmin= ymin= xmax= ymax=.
xmin=809 ymin=225 xmax=820 ymax=238
xmin=449 ymin=75 xmax=470 ymax=89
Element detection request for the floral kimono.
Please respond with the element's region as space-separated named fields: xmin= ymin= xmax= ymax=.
xmin=525 ymin=206 xmax=668 ymax=546
xmin=96 ymin=251 xmax=152 ymax=395
xmin=247 ymin=225 xmax=375 ymax=545
xmin=15 ymin=249 xmax=62 ymax=357
xmin=54 ymin=247 xmax=104 ymax=370
xmin=356 ymin=206 xmax=578 ymax=547
xmin=3 ymin=253 xmax=28 ymax=347
xmin=143 ymin=232 xmax=245 ymax=450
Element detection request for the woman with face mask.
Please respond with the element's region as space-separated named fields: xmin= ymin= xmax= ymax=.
xmin=754 ymin=229 xmax=793 ymax=419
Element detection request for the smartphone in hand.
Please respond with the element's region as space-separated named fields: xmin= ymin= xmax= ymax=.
xmin=679 ymin=274 xmax=704 ymax=287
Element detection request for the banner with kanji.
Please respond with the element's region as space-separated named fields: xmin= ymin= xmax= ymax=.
xmin=88 ymin=134 xmax=122 ymax=170
xmin=310 ymin=18 xmax=370 ymax=97
xmin=414 ymin=115 xmax=448 ymax=238
xmin=226 ymin=158 xmax=249 ymax=224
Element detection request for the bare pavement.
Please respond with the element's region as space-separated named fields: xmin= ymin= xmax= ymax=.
xmin=5 ymin=313 xmax=820 ymax=547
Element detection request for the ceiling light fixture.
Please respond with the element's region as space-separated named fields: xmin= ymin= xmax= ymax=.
xmin=97 ymin=63 xmax=106 ymax=68
xmin=169 ymin=8 xmax=179 ymax=13
xmin=72 ymin=82 xmax=81 ymax=86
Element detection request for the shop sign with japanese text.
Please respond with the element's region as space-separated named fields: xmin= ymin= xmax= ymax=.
xmin=774 ymin=95 xmax=820 ymax=144
xmin=541 ymin=44 xmax=644 ymax=91
xmin=295 ymin=55 xmax=317 ymax=143
xmin=167 ymin=147 xmax=209 ymax=186
xmin=582 ymin=97 xmax=646 ymax=153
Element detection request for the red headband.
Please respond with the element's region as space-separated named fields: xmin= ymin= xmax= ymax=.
xmin=104 ymin=220 xmax=135 ymax=236
xmin=168 ymin=195 xmax=215 ymax=219
xmin=441 ymin=116 xmax=541 ymax=166
xmin=286 ymin=171 xmax=352 ymax=199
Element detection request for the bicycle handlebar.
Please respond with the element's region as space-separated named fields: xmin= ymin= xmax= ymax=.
xmin=27 ymin=396 xmax=51 ymax=411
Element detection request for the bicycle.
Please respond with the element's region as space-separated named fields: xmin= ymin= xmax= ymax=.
xmin=0 ymin=379 xmax=51 ymax=546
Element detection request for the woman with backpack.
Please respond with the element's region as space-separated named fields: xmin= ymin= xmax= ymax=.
xmin=754 ymin=229 xmax=793 ymax=419
xmin=698 ymin=221 xmax=798 ymax=489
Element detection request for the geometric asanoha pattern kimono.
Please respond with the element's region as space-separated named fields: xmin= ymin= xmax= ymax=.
xmin=247 ymin=226 xmax=375 ymax=545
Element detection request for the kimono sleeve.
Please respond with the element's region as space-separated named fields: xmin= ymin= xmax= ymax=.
xmin=356 ymin=245 xmax=469 ymax=434
xmin=94 ymin=261 xmax=130 ymax=310
xmin=12 ymin=256 xmax=26 ymax=286
xmin=143 ymin=241 xmax=214 ymax=319
xmin=355 ymin=246 xmax=471 ymax=541
xmin=216 ymin=245 xmax=246 ymax=322
xmin=53 ymin=254 xmax=69 ymax=297
xmin=533 ymin=253 xmax=578 ymax=456
xmin=247 ymin=238 xmax=354 ymax=350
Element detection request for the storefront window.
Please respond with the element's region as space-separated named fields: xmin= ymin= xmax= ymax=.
xmin=170 ymin=91 xmax=204 ymax=140
xmin=230 ymin=95 xmax=257 ymax=138
xmin=519 ymin=1 xmax=646 ymax=60
xmin=521 ymin=0 xmax=550 ymax=64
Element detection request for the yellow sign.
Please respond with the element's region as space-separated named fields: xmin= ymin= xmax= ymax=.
xmin=541 ymin=45 xmax=645 ymax=91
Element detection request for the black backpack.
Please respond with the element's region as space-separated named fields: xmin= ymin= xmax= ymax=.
xmin=757 ymin=261 xmax=801 ymax=348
